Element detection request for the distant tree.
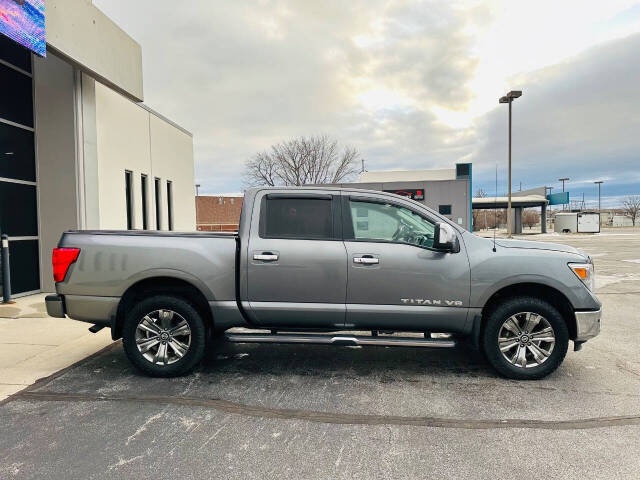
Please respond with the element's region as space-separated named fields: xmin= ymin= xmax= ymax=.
xmin=622 ymin=195 xmax=640 ymax=226
xmin=522 ymin=209 xmax=540 ymax=229
xmin=244 ymin=135 xmax=360 ymax=186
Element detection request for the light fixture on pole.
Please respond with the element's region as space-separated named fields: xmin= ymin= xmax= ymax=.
xmin=499 ymin=90 xmax=522 ymax=238
xmin=195 ymin=184 xmax=201 ymax=196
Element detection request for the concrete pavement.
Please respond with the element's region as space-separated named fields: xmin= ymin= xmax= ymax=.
xmin=0 ymin=293 xmax=113 ymax=401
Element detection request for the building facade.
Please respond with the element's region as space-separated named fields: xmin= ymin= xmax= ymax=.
xmin=1 ymin=0 xmax=195 ymax=296
xmin=196 ymin=195 xmax=243 ymax=231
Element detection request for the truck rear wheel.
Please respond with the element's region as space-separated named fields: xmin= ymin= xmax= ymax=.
xmin=122 ymin=295 xmax=206 ymax=377
xmin=482 ymin=297 xmax=569 ymax=380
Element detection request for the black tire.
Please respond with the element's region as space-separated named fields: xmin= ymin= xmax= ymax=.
xmin=481 ymin=296 xmax=569 ymax=380
xmin=122 ymin=295 xmax=206 ymax=377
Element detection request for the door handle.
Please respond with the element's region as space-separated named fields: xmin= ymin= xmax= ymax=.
xmin=353 ymin=256 xmax=379 ymax=265
xmin=253 ymin=252 xmax=279 ymax=261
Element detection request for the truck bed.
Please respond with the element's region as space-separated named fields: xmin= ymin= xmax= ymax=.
xmin=56 ymin=230 xmax=238 ymax=303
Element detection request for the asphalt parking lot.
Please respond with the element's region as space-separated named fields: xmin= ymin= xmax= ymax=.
xmin=1 ymin=229 xmax=639 ymax=479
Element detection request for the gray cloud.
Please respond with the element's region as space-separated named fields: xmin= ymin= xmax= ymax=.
xmin=472 ymin=32 xmax=640 ymax=201
xmin=93 ymin=0 xmax=639 ymax=204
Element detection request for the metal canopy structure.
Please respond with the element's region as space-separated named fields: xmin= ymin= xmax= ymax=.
xmin=472 ymin=195 xmax=549 ymax=234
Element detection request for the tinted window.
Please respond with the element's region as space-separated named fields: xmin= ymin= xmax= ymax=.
xmin=0 ymin=181 xmax=38 ymax=236
xmin=154 ymin=178 xmax=161 ymax=229
xmin=349 ymin=200 xmax=435 ymax=248
xmin=141 ymin=174 xmax=148 ymax=229
xmin=125 ymin=171 xmax=133 ymax=229
xmin=439 ymin=204 xmax=452 ymax=215
xmin=0 ymin=63 xmax=33 ymax=127
xmin=263 ymin=197 xmax=333 ymax=239
xmin=0 ymin=122 xmax=35 ymax=181
xmin=166 ymin=180 xmax=173 ymax=231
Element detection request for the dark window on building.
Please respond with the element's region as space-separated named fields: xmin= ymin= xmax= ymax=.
xmin=456 ymin=163 xmax=470 ymax=179
xmin=125 ymin=170 xmax=133 ymax=229
xmin=6 ymin=239 xmax=40 ymax=294
xmin=0 ymin=63 xmax=33 ymax=128
xmin=154 ymin=177 xmax=161 ymax=229
xmin=262 ymin=197 xmax=333 ymax=239
xmin=141 ymin=174 xmax=148 ymax=230
xmin=0 ymin=34 xmax=32 ymax=73
xmin=0 ymin=122 xmax=35 ymax=181
xmin=0 ymin=181 xmax=38 ymax=236
xmin=439 ymin=204 xmax=452 ymax=215
xmin=166 ymin=180 xmax=173 ymax=231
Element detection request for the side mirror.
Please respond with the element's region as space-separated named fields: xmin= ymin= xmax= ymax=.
xmin=433 ymin=222 xmax=459 ymax=252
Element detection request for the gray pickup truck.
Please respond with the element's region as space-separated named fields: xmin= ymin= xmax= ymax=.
xmin=46 ymin=186 xmax=601 ymax=379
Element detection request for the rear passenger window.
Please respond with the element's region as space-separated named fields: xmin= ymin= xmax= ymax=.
xmin=262 ymin=197 xmax=333 ymax=239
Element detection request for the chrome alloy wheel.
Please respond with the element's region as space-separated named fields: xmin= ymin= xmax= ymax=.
xmin=135 ymin=309 xmax=191 ymax=365
xmin=498 ymin=312 xmax=556 ymax=368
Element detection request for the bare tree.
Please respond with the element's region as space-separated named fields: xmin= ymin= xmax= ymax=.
xmin=244 ymin=135 xmax=361 ymax=187
xmin=522 ymin=209 xmax=540 ymax=229
xmin=622 ymin=195 xmax=640 ymax=226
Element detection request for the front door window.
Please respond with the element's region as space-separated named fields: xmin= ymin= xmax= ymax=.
xmin=349 ymin=200 xmax=436 ymax=249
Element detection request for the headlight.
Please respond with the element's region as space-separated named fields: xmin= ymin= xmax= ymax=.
xmin=569 ymin=262 xmax=595 ymax=291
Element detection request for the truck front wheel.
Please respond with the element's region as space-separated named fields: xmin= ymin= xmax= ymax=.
xmin=122 ymin=295 xmax=206 ymax=377
xmin=481 ymin=297 xmax=569 ymax=380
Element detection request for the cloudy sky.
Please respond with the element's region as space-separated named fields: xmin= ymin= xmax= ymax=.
xmin=94 ymin=0 xmax=640 ymax=207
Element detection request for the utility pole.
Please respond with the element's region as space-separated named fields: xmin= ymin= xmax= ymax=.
xmin=499 ymin=90 xmax=522 ymax=238
xmin=361 ymin=159 xmax=366 ymax=173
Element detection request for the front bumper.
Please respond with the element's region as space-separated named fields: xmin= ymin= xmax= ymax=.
xmin=45 ymin=294 xmax=66 ymax=318
xmin=575 ymin=307 xmax=602 ymax=341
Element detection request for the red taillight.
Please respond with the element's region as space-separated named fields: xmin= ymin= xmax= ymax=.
xmin=52 ymin=248 xmax=80 ymax=283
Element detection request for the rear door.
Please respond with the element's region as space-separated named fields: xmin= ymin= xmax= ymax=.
xmin=342 ymin=193 xmax=470 ymax=332
xmin=246 ymin=191 xmax=347 ymax=328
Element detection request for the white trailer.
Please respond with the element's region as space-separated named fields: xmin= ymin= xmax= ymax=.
xmin=577 ymin=212 xmax=600 ymax=233
xmin=554 ymin=212 xmax=600 ymax=233
xmin=554 ymin=213 xmax=578 ymax=233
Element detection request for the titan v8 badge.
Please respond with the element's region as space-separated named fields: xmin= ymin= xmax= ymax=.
xmin=401 ymin=298 xmax=463 ymax=306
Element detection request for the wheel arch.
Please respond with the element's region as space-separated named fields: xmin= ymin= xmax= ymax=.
xmin=112 ymin=276 xmax=213 ymax=340
xmin=480 ymin=283 xmax=577 ymax=340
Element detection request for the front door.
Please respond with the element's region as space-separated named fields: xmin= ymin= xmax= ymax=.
xmin=343 ymin=194 xmax=470 ymax=332
xmin=246 ymin=192 xmax=347 ymax=328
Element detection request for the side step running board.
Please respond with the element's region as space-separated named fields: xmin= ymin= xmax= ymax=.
xmin=224 ymin=333 xmax=456 ymax=348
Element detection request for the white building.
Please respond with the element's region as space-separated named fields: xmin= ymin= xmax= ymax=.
xmin=613 ymin=215 xmax=634 ymax=227
xmin=1 ymin=0 xmax=195 ymax=295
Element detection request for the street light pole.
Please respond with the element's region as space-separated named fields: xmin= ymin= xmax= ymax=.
xmin=499 ymin=90 xmax=522 ymax=238
xmin=594 ymin=180 xmax=603 ymax=212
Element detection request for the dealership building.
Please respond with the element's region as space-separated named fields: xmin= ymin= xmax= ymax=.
xmin=0 ymin=0 xmax=195 ymax=296
xmin=331 ymin=163 xmax=473 ymax=230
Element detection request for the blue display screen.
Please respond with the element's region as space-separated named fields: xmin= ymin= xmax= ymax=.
xmin=0 ymin=0 xmax=45 ymax=57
